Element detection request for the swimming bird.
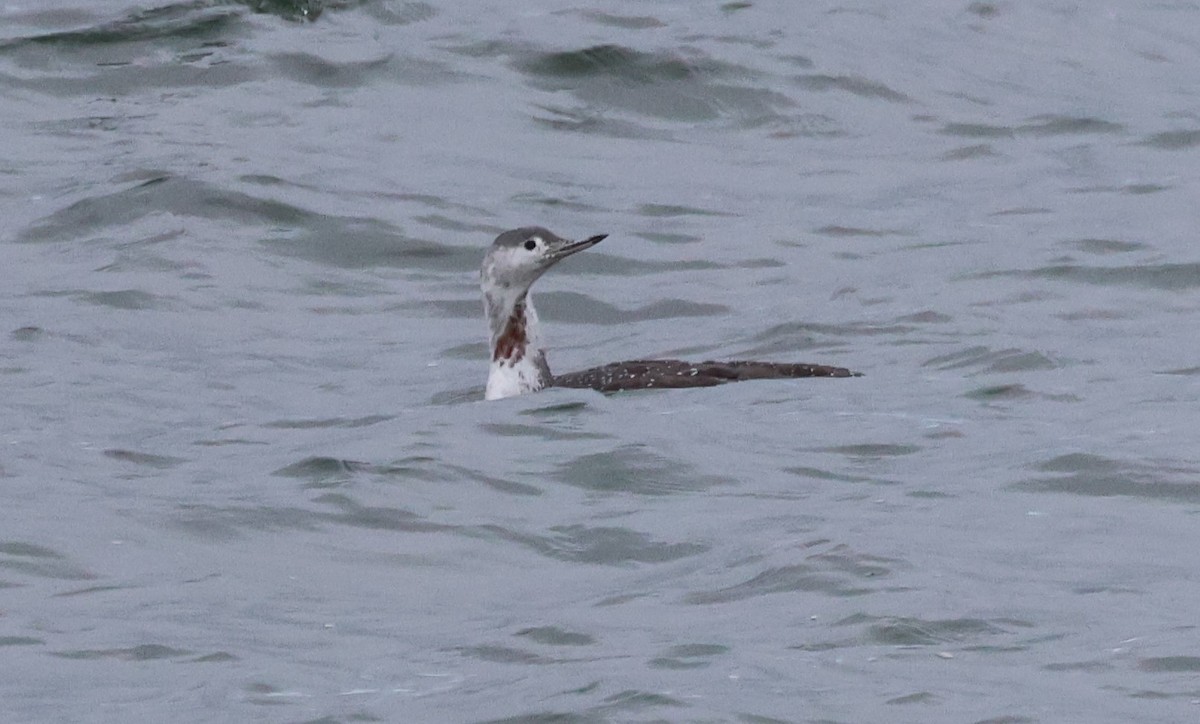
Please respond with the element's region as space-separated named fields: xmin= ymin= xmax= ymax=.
xmin=481 ymin=226 xmax=859 ymax=400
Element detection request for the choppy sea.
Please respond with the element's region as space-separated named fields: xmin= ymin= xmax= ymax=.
xmin=3 ymin=1 xmax=1200 ymax=721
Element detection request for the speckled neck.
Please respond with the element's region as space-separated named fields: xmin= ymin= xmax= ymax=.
xmin=483 ymin=288 xmax=552 ymax=399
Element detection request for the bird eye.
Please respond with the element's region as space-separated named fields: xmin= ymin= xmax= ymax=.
xmin=524 ymin=239 xmax=538 ymax=251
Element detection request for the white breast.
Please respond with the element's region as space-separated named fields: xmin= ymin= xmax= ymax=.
xmin=485 ymin=357 xmax=547 ymax=400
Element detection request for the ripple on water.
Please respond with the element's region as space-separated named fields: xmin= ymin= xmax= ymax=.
xmin=275 ymin=449 xmax=548 ymax=496
xmin=1138 ymin=129 xmax=1200 ymax=149
xmin=1160 ymin=366 xmax=1200 ymax=376
xmin=272 ymin=218 xmax=480 ymax=272
xmin=76 ymin=290 xmax=167 ymax=310
xmin=685 ymin=544 xmax=894 ymax=604
xmin=315 ymin=493 xmax=452 ymax=533
xmin=20 ymin=174 xmax=490 ymax=273
xmin=820 ymin=443 xmax=921 ymax=459
xmin=455 ymin=644 xmax=550 ymax=665
xmin=974 ymin=263 xmax=1200 ymax=291
xmin=736 ymin=319 xmax=885 ymax=359
xmin=102 ymin=448 xmax=187 ymax=468
xmin=1137 ymin=656 xmax=1200 ymax=672
xmin=17 ymin=176 xmax=304 ymax=244
xmin=1065 ymin=238 xmax=1149 ymax=255
xmin=573 ymin=11 xmax=665 ymax=31
xmin=50 ymin=644 xmax=194 ymax=662
xmin=171 ymin=503 xmax=327 ymax=540
xmin=554 ymin=445 xmax=733 ymax=495
xmin=543 ymin=294 xmax=730 ymax=325
xmin=511 ymin=44 xmax=797 ymax=130
xmin=0 ymin=542 xmax=94 ymax=581
xmin=477 ymin=422 xmax=608 ymax=442
xmin=857 ymin=615 xmax=1018 ymax=647
xmin=792 ymin=72 xmax=911 ymax=103
xmin=1015 ymin=453 xmax=1200 ymax=504
xmin=923 ymin=346 xmax=1061 ymax=374
xmin=514 ymin=626 xmax=595 ymax=646
xmin=938 ymin=115 xmax=1123 ymax=139
xmin=0 ymin=5 xmax=240 ymax=57
xmin=267 ymin=49 xmax=460 ymax=88
xmin=648 ymin=643 xmax=728 ymax=670
xmin=272 ymin=455 xmax=373 ymax=486
xmin=478 ymin=524 xmax=708 ymax=566
xmin=261 ymin=415 xmax=394 ymax=429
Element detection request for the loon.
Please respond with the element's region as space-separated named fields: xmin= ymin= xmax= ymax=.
xmin=481 ymin=226 xmax=859 ymax=400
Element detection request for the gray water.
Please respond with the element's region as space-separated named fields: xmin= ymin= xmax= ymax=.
xmin=3 ymin=1 xmax=1200 ymax=722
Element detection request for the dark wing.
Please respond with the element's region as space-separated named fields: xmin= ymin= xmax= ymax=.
xmin=552 ymin=359 xmax=860 ymax=393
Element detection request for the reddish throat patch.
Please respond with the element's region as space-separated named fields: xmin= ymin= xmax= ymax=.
xmin=492 ymin=301 xmax=527 ymax=364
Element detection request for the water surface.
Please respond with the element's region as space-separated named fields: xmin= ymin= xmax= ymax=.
xmin=2 ymin=1 xmax=1200 ymax=721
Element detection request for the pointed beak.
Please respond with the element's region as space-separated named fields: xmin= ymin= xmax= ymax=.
xmin=547 ymin=233 xmax=607 ymax=263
